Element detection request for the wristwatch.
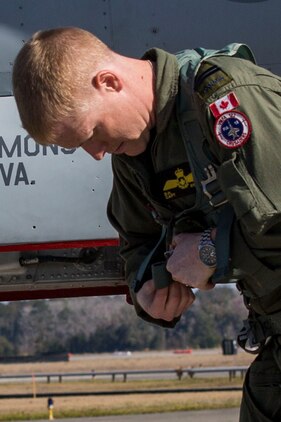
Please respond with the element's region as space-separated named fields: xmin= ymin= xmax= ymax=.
xmin=198 ymin=228 xmax=217 ymax=268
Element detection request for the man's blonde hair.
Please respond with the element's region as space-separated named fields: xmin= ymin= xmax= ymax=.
xmin=12 ymin=27 xmax=111 ymax=144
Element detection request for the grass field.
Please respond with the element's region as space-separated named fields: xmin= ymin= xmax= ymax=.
xmin=0 ymin=348 xmax=254 ymax=420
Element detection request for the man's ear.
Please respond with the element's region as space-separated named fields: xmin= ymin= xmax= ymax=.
xmin=93 ymin=71 xmax=122 ymax=92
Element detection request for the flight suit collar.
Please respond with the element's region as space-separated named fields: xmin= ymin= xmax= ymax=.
xmin=142 ymin=48 xmax=179 ymax=135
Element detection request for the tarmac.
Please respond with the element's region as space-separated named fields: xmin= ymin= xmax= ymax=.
xmin=32 ymin=407 xmax=240 ymax=421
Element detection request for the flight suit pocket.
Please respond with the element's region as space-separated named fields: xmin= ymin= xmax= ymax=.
xmin=218 ymin=153 xmax=280 ymax=236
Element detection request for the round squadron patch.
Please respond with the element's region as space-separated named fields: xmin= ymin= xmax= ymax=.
xmin=214 ymin=111 xmax=252 ymax=149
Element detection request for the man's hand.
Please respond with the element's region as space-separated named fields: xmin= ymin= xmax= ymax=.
xmin=166 ymin=232 xmax=215 ymax=290
xmin=136 ymin=279 xmax=195 ymax=321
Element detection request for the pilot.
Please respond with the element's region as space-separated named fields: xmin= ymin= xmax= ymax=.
xmin=12 ymin=27 xmax=281 ymax=422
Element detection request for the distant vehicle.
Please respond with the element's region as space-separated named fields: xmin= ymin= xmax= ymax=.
xmin=0 ymin=0 xmax=280 ymax=301
xmin=113 ymin=351 xmax=132 ymax=356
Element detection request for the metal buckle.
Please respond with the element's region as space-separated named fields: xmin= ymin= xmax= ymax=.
xmin=201 ymin=165 xmax=228 ymax=208
xmin=238 ymin=319 xmax=264 ymax=354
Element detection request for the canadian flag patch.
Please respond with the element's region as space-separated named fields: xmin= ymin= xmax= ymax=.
xmin=209 ymin=92 xmax=240 ymax=118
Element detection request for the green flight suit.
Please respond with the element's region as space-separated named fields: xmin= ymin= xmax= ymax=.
xmin=107 ymin=47 xmax=281 ymax=421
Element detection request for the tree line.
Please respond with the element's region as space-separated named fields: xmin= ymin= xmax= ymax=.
xmin=0 ymin=286 xmax=247 ymax=356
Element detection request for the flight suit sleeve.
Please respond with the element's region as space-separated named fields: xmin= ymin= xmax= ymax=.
xmin=196 ymin=56 xmax=281 ymax=313
xmin=107 ymin=156 xmax=177 ymax=327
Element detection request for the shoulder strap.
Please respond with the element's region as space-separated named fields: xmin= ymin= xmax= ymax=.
xmin=194 ymin=43 xmax=256 ymax=63
xmin=177 ymin=43 xmax=255 ymax=97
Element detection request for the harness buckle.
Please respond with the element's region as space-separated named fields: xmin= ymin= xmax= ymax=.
xmin=201 ymin=165 xmax=228 ymax=208
xmin=237 ymin=319 xmax=265 ymax=354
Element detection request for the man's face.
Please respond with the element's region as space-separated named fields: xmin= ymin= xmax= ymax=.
xmin=55 ymin=91 xmax=152 ymax=161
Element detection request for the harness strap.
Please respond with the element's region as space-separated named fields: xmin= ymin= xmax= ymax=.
xmin=132 ymin=226 xmax=173 ymax=293
xmin=213 ymin=203 xmax=235 ymax=283
xmin=133 ymin=44 xmax=256 ymax=294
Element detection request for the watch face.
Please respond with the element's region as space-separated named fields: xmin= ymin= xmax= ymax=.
xmin=199 ymin=245 xmax=217 ymax=267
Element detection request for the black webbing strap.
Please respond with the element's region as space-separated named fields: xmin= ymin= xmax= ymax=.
xmin=132 ymin=226 xmax=173 ymax=293
xmin=213 ymin=203 xmax=235 ymax=283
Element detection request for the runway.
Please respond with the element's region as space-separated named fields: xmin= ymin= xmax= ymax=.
xmin=31 ymin=407 xmax=240 ymax=422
